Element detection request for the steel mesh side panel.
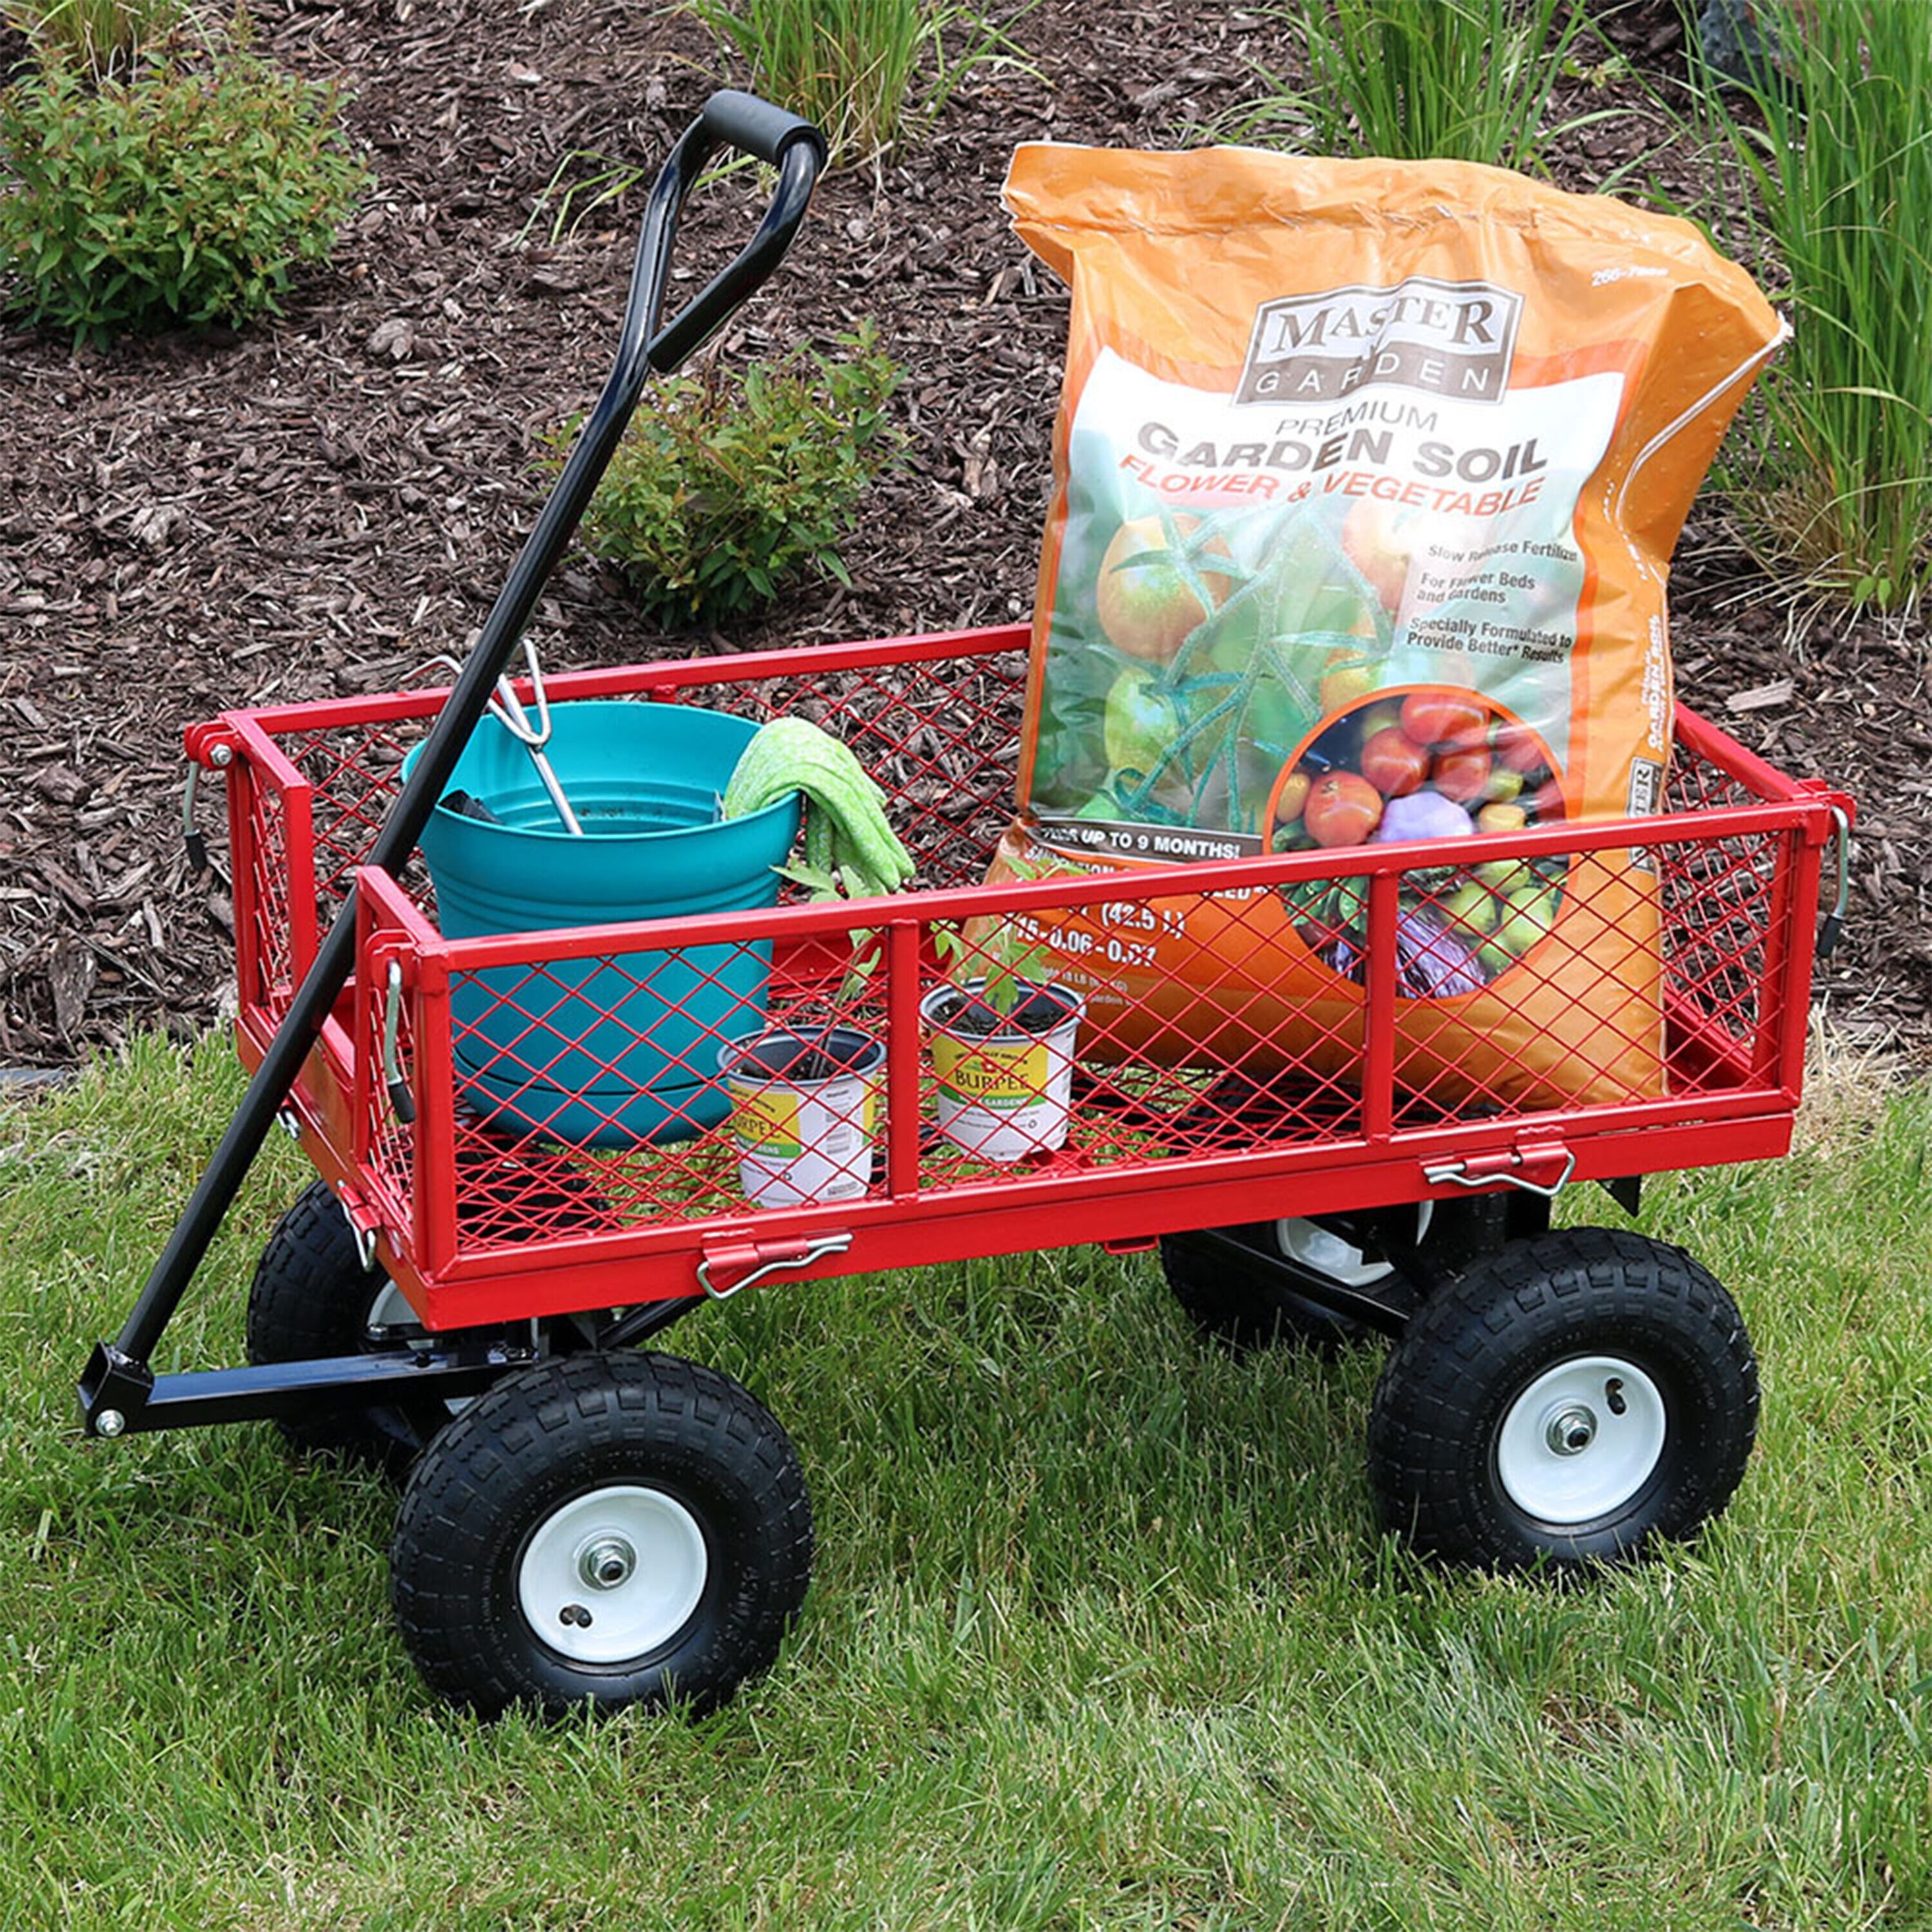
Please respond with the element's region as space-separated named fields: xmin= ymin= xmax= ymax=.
xmin=1659 ymin=746 xmax=1777 ymax=1074
xmin=441 ymin=937 xmax=894 ymax=1247
xmin=287 ymin=720 xmax=427 ymax=918
xmin=429 ymin=878 xmax=1372 ymax=1258
xmin=687 ymin=658 xmax=1024 ymax=889
xmin=363 ymin=976 xmax=417 ymax=1234
xmin=413 ymin=813 xmax=1788 ymax=1260
xmin=267 ymin=648 xmax=1030 ymax=925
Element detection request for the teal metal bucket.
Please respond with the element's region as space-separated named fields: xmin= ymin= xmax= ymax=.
xmin=402 ymin=701 xmax=799 ymax=1149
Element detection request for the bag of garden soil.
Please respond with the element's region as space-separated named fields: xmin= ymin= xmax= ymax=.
xmin=997 ymin=144 xmax=1783 ymax=1108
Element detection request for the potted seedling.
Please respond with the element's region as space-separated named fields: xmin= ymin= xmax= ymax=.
xmin=717 ymin=862 xmax=887 ymax=1208
xmin=922 ymin=873 xmax=1086 ymax=1163
xmin=714 ymin=721 xmax=917 ymax=1208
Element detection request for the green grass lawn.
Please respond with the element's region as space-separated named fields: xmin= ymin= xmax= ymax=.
xmin=3 ymin=1034 xmax=1928 ymax=1929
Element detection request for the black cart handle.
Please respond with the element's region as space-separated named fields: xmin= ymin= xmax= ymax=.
xmin=636 ymin=91 xmax=828 ymax=377
xmin=84 ymin=93 xmax=828 ymax=1420
xmin=374 ymin=90 xmax=827 ymax=856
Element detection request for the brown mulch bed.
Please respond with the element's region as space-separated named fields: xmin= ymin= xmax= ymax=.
xmin=0 ymin=0 xmax=1924 ymax=1071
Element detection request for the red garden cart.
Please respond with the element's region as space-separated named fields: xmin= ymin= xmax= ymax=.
xmin=77 ymin=95 xmax=1855 ymax=1719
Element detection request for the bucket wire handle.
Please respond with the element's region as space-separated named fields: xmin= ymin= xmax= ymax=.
xmin=484 ymin=641 xmax=583 ymax=835
xmin=412 ymin=643 xmax=585 ymax=835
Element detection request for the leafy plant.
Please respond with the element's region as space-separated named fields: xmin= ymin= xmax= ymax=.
xmin=3 ymin=0 xmax=181 ymax=78
xmin=777 ymin=860 xmax=888 ymax=1007
xmin=1692 ymin=0 xmax=1932 ymax=611
xmin=0 ymin=21 xmax=370 ymax=345
xmin=1216 ymin=0 xmax=1609 ymax=175
xmin=577 ymin=322 xmax=904 ymax=627
xmin=683 ymin=0 xmax=1031 ymax=165
xmin=933 ymin=855 xmax=1056 ymax=1019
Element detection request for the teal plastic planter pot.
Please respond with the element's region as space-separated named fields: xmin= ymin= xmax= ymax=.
xmin=401 ymin=701 xmax=800 ymax=1149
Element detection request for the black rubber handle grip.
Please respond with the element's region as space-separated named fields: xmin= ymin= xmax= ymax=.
xmin=699 ymin=90 xmax=828 ymax=169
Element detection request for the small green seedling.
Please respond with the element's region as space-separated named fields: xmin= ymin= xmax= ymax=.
xmin=777 ymin=858 xmax=886 ymax=1007
xmin=933 ymin=855 xmax=1057 ymax=1020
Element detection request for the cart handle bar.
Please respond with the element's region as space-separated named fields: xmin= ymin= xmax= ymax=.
xmin=83 ymin=95 xmax=826 ymax=1423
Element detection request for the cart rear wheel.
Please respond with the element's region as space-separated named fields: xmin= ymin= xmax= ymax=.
xmin=1367 ymin=1227 xmax=1757 ymax=1571
xmin=246 ymin=1180 xmax=467 ymax=1475
xmin=389 ymin=1351 xmax=811 ymax=1720
xmin=1160 ymin=1195 xmax=1506 ymax=1352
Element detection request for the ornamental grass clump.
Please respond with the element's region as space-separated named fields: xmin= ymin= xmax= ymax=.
xmin=683 ymin=0 xmax=1028 ymax=164
xmin=0 ymin=15 xmax=368 ymax=345
xmin=1694 ymin=0 xmax=1932 ymax=612
xmin=3 ymin=0 xmax=182 ymax=78
xmin=578 ymin=323 xmax=904 ymax=628
xmin=1218 ymin=0 xmax=1604 ymax=174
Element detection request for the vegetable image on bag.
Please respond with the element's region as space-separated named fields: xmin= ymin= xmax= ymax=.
xmin=997 ymin=145 xmax=1783 ymax=1108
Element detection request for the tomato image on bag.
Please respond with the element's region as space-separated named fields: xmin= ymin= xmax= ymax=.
xmin=996 ymin=145 xmax=1783 ymax=1109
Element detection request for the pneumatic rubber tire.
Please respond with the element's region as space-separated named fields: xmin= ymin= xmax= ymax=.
xmin=1160 ymin=1195 xmax=1508 ymax=1353
xmin=1367 ymin=1227 xmax=1758 ymax=1571
xmin=245 ymin=1179 xmax=460 ymax=1476
xmin=389 ymin=1351 xmax=812 ymax=1720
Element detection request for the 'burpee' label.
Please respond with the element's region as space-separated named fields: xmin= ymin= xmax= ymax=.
xmin=933 ymin=1034 xmax=1050 ymax=1114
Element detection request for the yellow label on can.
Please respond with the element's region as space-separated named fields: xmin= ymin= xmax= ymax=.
xmin=933 ymin=1035 xmax=1049 ymax=1113
xmin=730 ymin=1083 xmax=803 ymax=1157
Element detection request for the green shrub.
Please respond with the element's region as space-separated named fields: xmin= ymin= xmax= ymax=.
xmin=578 ymin=323 xmax=905 ymax=627
xmin=683 ymin=0 xmax=1028 ymax=165
xmin=2 ymin=0 xmax=183 ymax=77
xmin=1693 ymin=0 xmax=1932 ymax=611
xmin=0 ymin=24 xmax=369 ymax=344
xmin=1218 ymin=0 xmax=1604 ymax=173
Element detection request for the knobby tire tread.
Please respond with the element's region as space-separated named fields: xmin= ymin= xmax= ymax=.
xmin=1367 ymin=1226 xmax=1758 ymax=1571
xmin=390 ymin=1351 xmax=811 ymax=1720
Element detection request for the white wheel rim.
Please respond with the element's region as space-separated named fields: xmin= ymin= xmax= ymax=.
xmin=518 ymin=1486 xmax=709 ymax=1665
xmin=366 ymin=1281 xmax=417 ymax=1332
xmin=1274 ymin=1200 xmax=1434 ymax=1288
xmin=1495 ymin=1355 xmax=1667 ymax=1525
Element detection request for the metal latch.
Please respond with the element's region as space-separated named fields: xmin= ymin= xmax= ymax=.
xmin=381 ymin=958 xmax=416 ymax=1124
xmin=182 ymin=739 xmax=233 ymax=876
xmin=1817 ymin=804 xmax=1852 ymax=960
xmin=337 ymin=1189 xmax=383 ymax=1273
xmin=1425 ymin=1143 xmax=1577 ymax=1200
xmin=696 ymin=1233 xmax=853 ymax=1300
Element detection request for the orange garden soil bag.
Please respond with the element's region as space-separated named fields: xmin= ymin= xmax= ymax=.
xmin=998 ymin=144 xmax=1783 ymax=1108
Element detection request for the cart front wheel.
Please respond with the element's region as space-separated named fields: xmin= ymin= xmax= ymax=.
xmin=1367 ymin=1227 xmax=1757 ymax=1571
xmin=390 ymin=1351 xmax=811 ymax=1719
xmin=1160 ymin=1195 xmax=1507 ymax=1352
xmin=246 ymin=1180 xmax=471 ymax=1475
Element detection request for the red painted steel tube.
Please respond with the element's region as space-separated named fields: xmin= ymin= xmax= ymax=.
xmin=885 ymin=920 xmax=923 ymax=1199
xmin=414 ymin=947 xmax=460 ymax=1283
xmin=1362 ymin=873 xmax=1399 ymax=1142
xmin=196 ymin=630 xmax=1852 ymax=1342
xmin=206 ymin=624 xmax=1032 ymax=740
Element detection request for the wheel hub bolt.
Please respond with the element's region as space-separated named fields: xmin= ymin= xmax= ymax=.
xmin=578 ymin=1537 xmax=636 ymax=1591
xmin=1545 ymin=1405 xmax=1597 ymax=1455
